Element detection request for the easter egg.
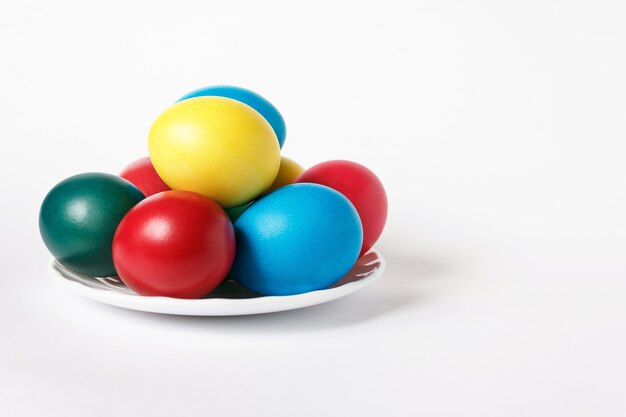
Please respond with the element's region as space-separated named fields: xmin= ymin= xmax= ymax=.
xmin=263 ymin=156 xmax=304 ymax=195
xmin=120 ymin=156 xmax=170 ymax=197
xmin=149 ymin=96 xmax=280 ymax=208
xmin=230 ymin=183 xmax=363 ymax=296
xmin=178 ymin=85 xmax=286 ymax=148
xmin=296 ymin=160 xmax=387 ymax=256
xmin=112 ymin=190 xmax=235 ymax=299
xmin=39 ymin=173 xmax=144 ymax=277
xmin=225 ymin=202 xmax=251 ymax=223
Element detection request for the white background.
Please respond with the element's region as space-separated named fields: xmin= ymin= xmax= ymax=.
xmin=1 ymin=0 xmax=625 ymax=416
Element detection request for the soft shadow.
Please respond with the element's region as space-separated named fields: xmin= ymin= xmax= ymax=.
xmin=72 ymin=253 xmax=453 ymax=334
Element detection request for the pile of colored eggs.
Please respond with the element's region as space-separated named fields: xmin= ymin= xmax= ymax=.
xmin=39 ymin=86 xmax=387 ymax=298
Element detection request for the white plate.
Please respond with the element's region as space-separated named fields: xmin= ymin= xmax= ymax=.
xmin=48 ymin=250 xmax=385 ymax=316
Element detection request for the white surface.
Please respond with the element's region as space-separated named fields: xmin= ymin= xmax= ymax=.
xmin=1 ymin=0 xmax=625 ymax=416
xmin=48 ymin=251 xmax=385 ymax=316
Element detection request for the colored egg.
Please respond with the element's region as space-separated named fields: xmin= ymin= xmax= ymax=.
xmin=120 ymin=156 xmax=170 ymax=197
xmin=178 ymin=85 xmax=286 ymax=148
xmin=296 ymin=160 xmax=388 ymax=256
xmin=263 ymin=156 xmax=304 ymax=195
xmin=39 ymin=173 xmax=144 ymax=277
xmin=149 ymin=96 xmax=281 ymax=208
xmin=112 ymin=190 xmax=235 ymax=299
xmin=225 ymin=202 xmax=251 ymax=223
xmin=230 ymin=183 xmax=363 ymax=296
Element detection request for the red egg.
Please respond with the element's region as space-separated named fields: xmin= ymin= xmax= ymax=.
xmin=295 ymin=160 xmax=387 ymax=256
xmin=112 ymin=190 xmax=235 ymax=298
xmin=120 ymin=157 xmax=170 ymax=197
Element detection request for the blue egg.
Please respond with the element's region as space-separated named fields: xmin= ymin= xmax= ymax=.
xmin=230 ymin=184 xmax=363 ymax=296
xmin=177 ymin=85 xmax=286 ymax=148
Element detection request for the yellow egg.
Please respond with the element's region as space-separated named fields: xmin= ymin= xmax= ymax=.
xmin=148 ymin=97 xmax=280 ymax=207
xmin=264 ymin=156 xmax=305 ymax=195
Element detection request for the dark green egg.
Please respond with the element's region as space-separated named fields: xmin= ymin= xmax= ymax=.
xmin=39 ymin=173 xmax=144 ymax=277
xmin=225 ymin=202 xmax=252 ymax=222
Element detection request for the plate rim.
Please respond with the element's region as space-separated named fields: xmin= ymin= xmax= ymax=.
xmin=48 ymin=249 xmax=386 ymax=316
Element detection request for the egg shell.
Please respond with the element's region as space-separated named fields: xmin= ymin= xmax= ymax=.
xmin=112 ymin=190 xmax=236 ymax=299
xmin=296 ymin=160 xmax=387 ymax=256
xmin=230 ymin=183 xmax=363 ymax=296
xmin=225 ymin=202 xmax=252 ymax=222
xmin=178 ymin=85 xmax=286 ymax=148
xmin=148 ymin=96 xmax=281 ymax=207
xmin=39 ymin=173 xmax=144 ymax=277
xmin=120 ymin=156 xmax=170 ymax=197
xmin=262 ymin=156 xmax=304 ymax=195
